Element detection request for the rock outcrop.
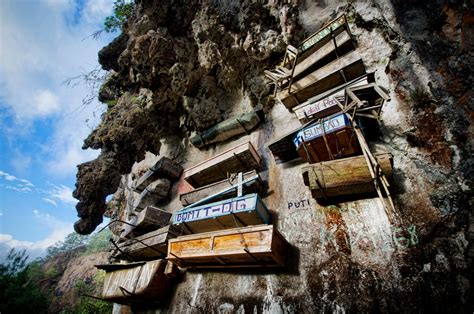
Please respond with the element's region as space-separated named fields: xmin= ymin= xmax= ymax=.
xmin=73 ymin=0 xmax=473 ymax=312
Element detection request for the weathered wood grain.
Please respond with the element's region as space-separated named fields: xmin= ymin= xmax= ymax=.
xmin=301 ymin=153 xmax=393 ymax=198
xmin=167 ymin=224 xmax=289 ymax=268
xmin=179 ymin=170 xmax=263 ymax=206
xmin=100 ymin=259 xmax=172 ymax=304
xmin=278 ymin=52 xmax=366 ymax=109
xmin=191 ymin=111 xmax=262 ymax=148
xmin=120 ymin=206 xmax=172 ymax=239
xmin=133 ymin=157 xmax=183 ymax=192
xmin=183 ymin=142 xmax=261 ymax=188
xmin=113 ymin=225 xmax=179 ymax=261
xmin=172 ymin=193 xmax=271 ymax=234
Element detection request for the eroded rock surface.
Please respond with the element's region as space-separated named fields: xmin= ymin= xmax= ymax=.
xmin=73 ymin=0 xmax=472 ymax=312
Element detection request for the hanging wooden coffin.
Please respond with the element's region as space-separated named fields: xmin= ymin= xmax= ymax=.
xmin=179 ymin=170 xmax=263 ymax=206
xmin=96 ymin=260 xmax=172 ymax=304
xmin=172 ymin=193 xmax=271 ymax=234
xmin=293 ymin=77 xmax=370 ymax=124
xmin=133 ymin=157 xmax=183 ymax=193
xmin=183 ymin=141 xmax=261 ymax=188
xmin=167 ymin=224 xmax=288 ymax=268
xmin=120 ymin=206 xmax=172 ymax=239
xmin=293 ymin=113 xmax=360 ymax=163
xmin=299 ymin=15 xmax=348 ymax=54
xmin=278 ymin=52 xmax=366 ymax=109
xmin=113 ymin=225 xmax=179 ymax=261
xmin=191 ymin=111 xmax=262 ymax=148
xmin=276 ymin=29 xmax=355 ymax=90
xmin=301 ymin=153 xmax=393 ymax=199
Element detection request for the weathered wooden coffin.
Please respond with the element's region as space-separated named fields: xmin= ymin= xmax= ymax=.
xmin=179 ymin=170 xmax=263 ymax=206
xmin=299 ymin=15 xmax=348 ymax=54
xmin=133 ymin=179 xmax=171 ymax=212
xmin=172 ymin=193 xmax=271 ymax=234
xmin=97 ymin=260 xmax=172 ymax=304
xmin=278 ymin=52 xmax=366 ymax=109
xmin=133 ymin=157 xmax=183 ymax=193
xmin=167 ymin=224 xmax=288 ymax=268
xmin=191 ymin=111 xmax=262 ymax=148
xmin=293 ymin=93 xmax=343 ymax=124
xmin=113 ymin=225 xmax=179 ymax=261
xmin=293 ymin=78 xmax=370 ymax=123
xmin=293 ymin=113 xmax=360 ymax=163
xmin=120 ymin=206 xmax=172 ymax=239
xmin=301 ymin=153 xmax=393 ymax=198
xmin=183 ymin=141 xmax=261 ymax=188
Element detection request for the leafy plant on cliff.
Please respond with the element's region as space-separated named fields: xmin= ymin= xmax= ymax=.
xmin=0 ymin=249 xmax=48 ymax=313
xmin=74 ymin=272 xmax=112 ymax=314
xmin=104 ymin=0 xmax=135 ymax=33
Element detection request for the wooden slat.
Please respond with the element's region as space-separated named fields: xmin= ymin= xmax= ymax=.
xmin=133 ymin=157 xmax=183 ymax=192
xmin=299 ymin=15 xmax=347 ymax=53
xmin=101 ymin=260 xmax=171 ymax=303
xmin=290 ymin=30 xmax=352 ymax=82
xmin=301 ymin=153 xmax=393 ymax=198
xmin=278 ymin=52 xmax=366 ymax=109
xmin=113 ymin=225 xmax=179 ymax=261
xmin=172 ymin=193 xmax=271 ymax=234
xmin=179 ymin=170 xmax=263 ymax=206
xmin=120 ymin=206 xmax=172 ymax=239
xmin=183 ymin=142 xmax=261 ymax=188
xmin=191 ymin=111 xmax=261 ymax=148
xmin=167 ymin=225 xmax=288 ymax=268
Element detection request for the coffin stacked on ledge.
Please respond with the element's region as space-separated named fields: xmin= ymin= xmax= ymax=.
xmin=167 ymin=141 xmax=290 ymax=268
xmin=95 ymin=260 xmax=179 ymax=304
xmin=265 ymin=14 xmax=393 ymax=204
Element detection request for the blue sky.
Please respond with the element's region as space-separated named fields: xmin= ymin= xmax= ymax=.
xmin=0 ymin=0 xmax=117 ymax=261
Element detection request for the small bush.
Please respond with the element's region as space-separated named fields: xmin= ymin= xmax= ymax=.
xmin=104 ymin=0 xmax=135 ymax=33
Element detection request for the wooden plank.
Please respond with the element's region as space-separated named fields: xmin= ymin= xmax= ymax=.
xmin=183 ymin=142 xmax=261 ymax=188
xmin=299 ymin=15 xmax=347 ymax=53
xmin=172 ymin=193 xmax=271 ymax=234
xmin=120 ymin=206 xmax=172 ymax=239
xmin=101 ymin=259 xmax=171 ymax=303
xmin=133 ymin=157 xmax=183 ymax=192
xmin=293 ymin=78 xmax=370 ymax=123
xmin=191 ymin=111 xmax=262 ymax=148
xmin=179 ymin=170 xmax=262 ymax=206
xmin=290 ymin=30 xmax=352 ymax=82
xmin=278 ymin=53 xmax=366 ymax=109
xmin=301 ymin=153 xmax=393 ymax=198
xmin=113 ymin=225 xmax=179 ymax=261
xmin=133 ymin=179 xmax=171 ymax=212
xmin=167 ymin=224 xmax=288 ymax=268
xmin=293 ymin=113 xmax=360 ymax=163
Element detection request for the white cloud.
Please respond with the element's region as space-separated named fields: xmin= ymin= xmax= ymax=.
xmin=0 ymin=0 xmax=113 ymax=177
xmin=46 ymin=184 xmax=77 ymax=205
xmin=42 ymin=198 xmax=58 ymax=207
xmin=33 ymin=89 xmax=60 ymax=116
xmin=0 ymin=170 xmax=35 ymax=192
xmin=0 ymin=210 xmax=73 ymax=261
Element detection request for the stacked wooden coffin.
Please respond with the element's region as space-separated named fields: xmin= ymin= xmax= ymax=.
xmin=96 ymin=260 xmax=178 ymax=304
xmin=167 ymin=141 xmax=290 ymax=268
xmin=266 ymin=15 xmax=393 ymax=201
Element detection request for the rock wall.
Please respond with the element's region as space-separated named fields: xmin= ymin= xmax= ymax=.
xmin=74 ymin=0 xmax=473 ymax=312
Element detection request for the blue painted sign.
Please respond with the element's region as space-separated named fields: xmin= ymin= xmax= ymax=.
xmin=172 ymin=193 xmax=270 ymax=226
xmin=293 ymin=113 xmax=351 ymax=148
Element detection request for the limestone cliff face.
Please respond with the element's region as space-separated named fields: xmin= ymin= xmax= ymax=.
xmin=74 ymin=0 xmax=473 ymax=312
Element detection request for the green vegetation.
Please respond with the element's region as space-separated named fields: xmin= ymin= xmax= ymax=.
xmin=46 ymin=228 xmax=113 ymax=259
xmin=0 ymin=249 xmax=48 ymax=313
xmin=104 ymin=0 xmax=135 ymax=33
xmin=409 ymin=87 xmax=432 ymax=107
xmin=74 ymin=271 xmax=112 ymax=314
